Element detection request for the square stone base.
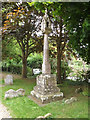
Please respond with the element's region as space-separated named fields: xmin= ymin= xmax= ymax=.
xmin=30 ymin=74 xmax=63 ymax=104
xmin=30 ymin=90 xmax=63 ymax=104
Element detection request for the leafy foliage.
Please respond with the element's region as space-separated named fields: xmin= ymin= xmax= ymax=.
xmin=2 ymin=58 xmax=22 ymax=74
xmin=2 ymin=36 xmax=21 ymax=62
xmin=63 ymin=3 xmax=90 ymax=63
xmin=2 ymin=2 xmax=89 ymax=79
xmin=27 ymin=53 xmax=43 ymax=69
xmin=2 ymin=2 xmax=43 ymax=77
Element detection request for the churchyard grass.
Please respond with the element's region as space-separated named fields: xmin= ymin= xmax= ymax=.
xmin=0 ymin=74 xmax=88 ymax=118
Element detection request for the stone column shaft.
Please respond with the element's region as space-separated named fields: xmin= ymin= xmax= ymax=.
xmin=42 ymin=33 xmax=51 ymax=74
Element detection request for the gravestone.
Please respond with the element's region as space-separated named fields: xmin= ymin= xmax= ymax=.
xmin=30 ymin=9 xmax=63 ymax=104
xmin=64 ymin=97 xmax=77 ymax=104
xmin=16 ymin=88 xmax=25 ymax=96
xmin=5 ymin=88 xmax=25 ymax=99
xmin=5 ymin=89 xmax=18 ymax=99
xmin=33 ymin=69 xmax=41 ymax=75
xmin=4 ymin=75 xmax=13 ymax=85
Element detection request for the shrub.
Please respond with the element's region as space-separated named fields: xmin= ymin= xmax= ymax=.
xmin=27 ymin=67 xmax=33 ymax=77
xmin=2 ymin=60 xmax=22 ymax=74
xmin=61 ymin=61 xmax=71 ymax=77
xmin=50 ymin=58 xmax=71 ymax=79
xmin=27 ymin=53 xmax=43 ymax=69
xmin=82 ymin=87 xmax=89 ymax=96
xmin=9 ymin=64 xmax=22 ymax=74
xmin=50 ymin=58 xmax=57 ymax=74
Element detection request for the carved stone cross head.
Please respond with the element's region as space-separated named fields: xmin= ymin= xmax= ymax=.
xmin=41 ymin=9 xmax=51 ymax=33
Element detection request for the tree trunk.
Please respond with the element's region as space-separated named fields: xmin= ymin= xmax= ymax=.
xmin=22 ymin=57 xmax=27 ymax=78
xmin=63 ymin=70 xmax=66 ymax=82
xmin=56 ymin=17 xmax=63 ymax=84
xmin=57 ymin=47 xmax=62 ymax=84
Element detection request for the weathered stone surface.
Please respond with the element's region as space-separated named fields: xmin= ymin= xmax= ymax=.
xmin=31 ymin=91 xmax=63 ymax=104
xmin=4 ymin=75 xmax=13 ymax=85
xmin=65 ymin=97 xmax=77 ymax=104
xmin=41 ymin=9 xmax=51 ymax=34
xmin=41 ymin=9 xmax=51 ymax=75
xmin=36 ymin=74 xmax=57 ymax=87
xmin=16 ymin=88 xmax=25 ymax=96
xmin=75 ymin=88 xmax=83 ymax=93
xmin=30 ymin=74 xmax=63 ymax=104
xmin=5 ymin=89 xmax=18 ymax=99
xmin=5 ymin=88 xmax=25 ymax=99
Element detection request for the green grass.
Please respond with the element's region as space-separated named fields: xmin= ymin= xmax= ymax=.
xmin=0 ymin=76 xmax=88 ymax=118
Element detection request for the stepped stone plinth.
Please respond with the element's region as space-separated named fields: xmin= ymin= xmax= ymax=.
xmin=30 ymin=74 xmax=63 ymax=104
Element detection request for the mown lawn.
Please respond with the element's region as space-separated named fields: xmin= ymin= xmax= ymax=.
xmin=0 ymin=73 xmax=88 ymax=118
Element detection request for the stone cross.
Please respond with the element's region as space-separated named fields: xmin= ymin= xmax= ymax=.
xmin=41 ymin=9 xmax=51 ymax=75
xmin=30 ymin=10 xmax=63 ymax=104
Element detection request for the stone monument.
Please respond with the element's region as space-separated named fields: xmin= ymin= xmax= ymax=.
xmin=4 ymin=75 xmax=13 ymax=85
xmin=5 ymin=88 xmax=25 ymax=99
xmin=30 ymin=10 xmax=63 ymax=104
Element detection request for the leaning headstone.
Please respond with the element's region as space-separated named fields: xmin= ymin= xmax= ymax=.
xmin=4 ymin=75 xmax=13 ymax=85
xmin=75 ymin=88 xmax=83 ymax=93
xmin=5 ymin=88 xmax=25 ymax=99
xmin=16 ymin=88 xmax=25 ymax=96
xmin=65 ymin=97 xmax=77 ymax=104
xmin=5 ymin=89 xmax=18 ymax=99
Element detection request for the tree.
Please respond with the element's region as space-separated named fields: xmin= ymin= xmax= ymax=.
xmin=28 ymin=2 xmax=89 ymax=83
xmin=62 ymin=3 xmax=90 ymax=63
xmin=3 ymin=2 xmax=89 ymax=81
xmin=2 ymin=2 xmax=43 ymax=78
xmin=28 ymin=2 xmax=71 ymax=83
xmin=2 ymin=36 xmax=21 ymax=63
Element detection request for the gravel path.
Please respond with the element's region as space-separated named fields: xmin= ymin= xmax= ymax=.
xmin=0 ymin=101 xmax=11 ymax=119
